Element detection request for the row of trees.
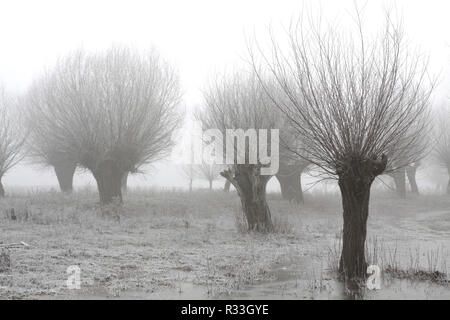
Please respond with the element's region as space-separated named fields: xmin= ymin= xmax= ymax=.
xmin=1 ymin=47 xmax=182 ymax=203
xmin=0 ymin=9 xmax=449 ymax=280
xmin=199 ymin=11 xmax=436 ymax=279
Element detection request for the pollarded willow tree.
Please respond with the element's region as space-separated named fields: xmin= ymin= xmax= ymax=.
xmin=252 ymin=12 xmax=433 ymax=278
xmin=200 ymin=71 xmax=280 ymax=232
xmin=434 ymin=107 xmax=450 ymax=195
xmin=25 ymin=47 xmax=182 ymax=204
xmin=0 ymin=87 xmax=26 ymax=197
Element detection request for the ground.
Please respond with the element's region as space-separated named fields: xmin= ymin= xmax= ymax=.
xmin=0 ymin=188 xmax=449 ymax=299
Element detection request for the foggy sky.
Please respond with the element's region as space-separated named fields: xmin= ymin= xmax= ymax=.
xmin=1 ymin=0 xmax=450 ymax=190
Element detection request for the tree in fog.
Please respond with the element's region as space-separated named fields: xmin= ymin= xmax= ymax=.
xmin=388 ymin=167 xmax=407 ymax=198
xmin=195 ymin=163 xmax=221 ymax=190
xmin=200 ymin=71 xmax=280 ymax=232
xmin=434 ymin=107 xmax=450 ymax=195
xmin=252 ymin=12 xmax=433 ymax=278
xmin=387 ymin=160 xmax=421 ymax=198
xmin=23 ymin=105 xmax=77 ymax=193
xmin=25 ymin=47 xmax=181 ymax=204
xmin=0 ymin=88 xmax=26 ymax=197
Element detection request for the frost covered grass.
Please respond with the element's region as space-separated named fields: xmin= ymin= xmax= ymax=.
xmin=0 ymin=188 xmax=449 ymax=299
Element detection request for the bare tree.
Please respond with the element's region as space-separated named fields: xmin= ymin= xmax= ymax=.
xmin=434 ymin=107 xmax=450 ymax=195
xmin=0 ymin=87 xmax=26 ymax=197
xmin=194 ymin=163 xmax=221 ymax=190
xmin=22 ymin=114 xmax=77 ymax=193
xmin=200 ymin=71 xmax=280 ymax=232
xmin=251 ymin=11 xmax=433 ymax=278
xmin=25 ymin=47 xmax=182 ymax=204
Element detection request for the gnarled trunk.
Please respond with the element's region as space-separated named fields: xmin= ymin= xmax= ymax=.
xmin=276 ymin=162 xmax=307 ymax=204
xmin=276 ymin=171 xmax=303 ymax=204
xmin=92 ymin=159 xmax=124 ymax=204
xmin=337 ymin=154 xmax=387 ymax=280
xmin=0 ymin=178 xmax=4 ymax=198
xmin=54 ymin=160 xmax=76 ymax=193
xmin=406 ymin=165 xmax=419 ymax=195
xmin=277 ymin=174 xmax=303 ymax=203
xmin=224 ymin=180 xmax=230 ymax=192
xmin=222 ymin=165 xmax=273 ymax=232
xmin=338 ymin=176 xmax=371 ymax=279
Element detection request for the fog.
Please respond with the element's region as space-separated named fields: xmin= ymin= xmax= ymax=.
xmin=2 ymin=0 xmax=450 ymax=303
xmin=1 ymin=0 xmax=450 ymax=190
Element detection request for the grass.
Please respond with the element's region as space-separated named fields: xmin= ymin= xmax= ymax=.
xmin=0 ymin=188 xmax=449 ymax=299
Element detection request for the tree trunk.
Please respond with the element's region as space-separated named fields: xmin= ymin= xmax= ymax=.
xmin=338 ymin=176 xmax=371 ymax=279
xmin=222 ymin=165 xmax=273 ymax=232
xmin=224 ymin=180 xmax=231 ymax=192
xmin=276 ymin=162 xmax=307 ymax=204
xmin=336 ymin=154 xmax=387 ymax=280
xmin=92 ymin=159 xmax=124 ymax=204
xmin=53 ymin=160 xmax=76 ymax=193
xmin=406 ymin=165 xmax=419 ymax=195
xmin=391 ymin=168 xmax=406 ymax=199
xmin=121 ymin=171 xmax=128 ymax=194
xmin=0 ymin=178 xmax=4 ymax=198
xmin=276 ymin=173 xmax=303 ymax=204
xmin=189 ymin=179 xmax=193 ymax=192
xmin=209 ymin=179 xmax=213 ymax=190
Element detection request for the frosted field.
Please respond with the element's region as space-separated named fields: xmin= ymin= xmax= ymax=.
xmin=1 ymin=189 xmax=449 ymax=300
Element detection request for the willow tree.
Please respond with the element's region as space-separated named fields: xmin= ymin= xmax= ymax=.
xmin=195 ymin=163 xmax=221 ymax=190
xmin=22 ymin=110 xmax=77 ymax=193
xmin=0 ymin=88 xmax=26 ymax=197
xmin=201 ymin=71 xmax=280 ymax=232
xmin=25 ymin=47 xmax=181 ymax=204
xmin=252 ymin=13 xmax=433 ymax=278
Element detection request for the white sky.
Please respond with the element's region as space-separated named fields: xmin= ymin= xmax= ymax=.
xmin=1 ymin=0 xmax=450 ymax=190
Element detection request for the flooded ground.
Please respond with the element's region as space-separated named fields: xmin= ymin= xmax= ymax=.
xmin=1 ymin=190 xmax=449 ymax=299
